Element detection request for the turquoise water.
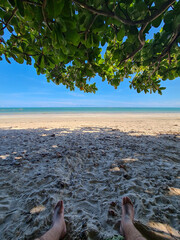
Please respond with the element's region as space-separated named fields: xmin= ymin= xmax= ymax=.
xmin=0 ymin=107 xmax=180 ymax=114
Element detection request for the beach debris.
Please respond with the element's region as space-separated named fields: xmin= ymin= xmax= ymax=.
xmin=50 ymin=134 xmax=56 ymax=137
xmin=30 ymin=205 xmax=46 ymax=214
xmin=168 ymin=187 xmax=180 ymax=196
xmin=123 ymin=174 xmax=131 ymax=180
xmin=110 ymin=201 xmax=117 ymax=207
xmin=108 ymin=209 xmax=117 ymax=217
xmin=119 ymin=165 xmax=127 ymax=171
xmin=148 ymin=221 xmax=180 ymax=239
xmin=41 ymin=153 xmax=48 ymax=157
xmin=110 ymin=167 xmax=120 ymax=172
xmin=56 ymin=152 xmax=62 ymax=158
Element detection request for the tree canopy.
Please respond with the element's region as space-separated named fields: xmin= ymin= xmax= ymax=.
xmin=0 ymin=0 xmax=180 ymax=94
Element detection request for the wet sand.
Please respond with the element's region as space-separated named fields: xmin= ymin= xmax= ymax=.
xmin=0 ymin=113 xmax=180 ymax=240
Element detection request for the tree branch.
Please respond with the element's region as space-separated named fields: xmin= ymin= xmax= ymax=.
xmin=0 ymin=8 xmax=17 ymax=32
xmin=72 ymin=0 xmax=175 ymax=66
xmin=149 ymin=59 xmax=161 ymax=79
xmin=85 ymin=14 xmax=98 ymax=41
xmin=149 ymin=28 xmax=180 ymax=78
xmin=118 ymin=22 xmax=147 ymax=66
xmin=118 ymin=0 xmax=176 ymax=65
xmin=42 ymin=0 xmax=52 ymax=31
xmin=145 ymin=0 xmax=176 ymax=24
xmin=23 ymin=0 xmax=42 ymax=7
xmin=168 ymin=50 xmax=171 ymax=65
xmin=72 ymin=0 xmax=136 ymax=25
xmin=72 ymin=0 xmax=176 ymax=26
xmin=138 ymin=23 xmax=148 ymax=45
xmin=153 ymin=28 xmax=180 ymax=66
xmin=119 ymin=44 xmax=143 ymax=66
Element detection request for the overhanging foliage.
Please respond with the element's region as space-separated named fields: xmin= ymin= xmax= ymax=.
xmin=0 ymin=0 xmax=180 ymax=94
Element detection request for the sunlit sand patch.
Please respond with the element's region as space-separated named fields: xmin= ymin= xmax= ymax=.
xmin=148 ymin=222 xmax=180 ymax=238
xmin=14 ymin=156 xmax=22 ymax=160
xmin=168 ymin=187 xmax=180 ymax=196
xmin=110 ymin=167 xmax=120 ymax=172
xmin=145 ymin=189 xmax=154 ymax=194
xmin=0 ymin=154 xmax=10 ymax=160
xmin=30 ymin=205 xmax=46 ymax=214
xmin=82 ymin=130 xmax=100 ymax=133
xmin=60 ymin=130 xmax=73 ymax=134
xmin=41 ymin=134 xmax=48 ymax=137
xmin=122 ymin=157 xmax=137 ymax=162
xmin=52 ymin=145 xmax=58 ymax=148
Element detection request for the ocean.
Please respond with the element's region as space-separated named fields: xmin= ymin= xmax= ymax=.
xmin=0 ymin=107 xmax=180 ymax=114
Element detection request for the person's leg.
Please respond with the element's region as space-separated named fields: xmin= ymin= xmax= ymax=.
xmin=120 ymin=197 xmax=146 ymax=240
xmin=37 ymin=200 xmax=66 ymax=240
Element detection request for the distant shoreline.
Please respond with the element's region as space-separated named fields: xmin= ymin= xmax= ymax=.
xmin=0 ymin=107 xmax=180 ymax=114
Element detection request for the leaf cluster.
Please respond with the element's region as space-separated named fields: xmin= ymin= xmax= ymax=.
xmin=0 ymin=0 xmax=180 ymax=93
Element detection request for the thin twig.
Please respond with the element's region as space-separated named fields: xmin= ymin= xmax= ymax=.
xmin=72 ymin=0 xmax=176 ymax=26
xmin=145 ymin=0 xmax=176 ymax=24
xmin=42 ymin=0 xmax=52 ymax=31
xmin=0 ymin=8 xmax=17 ymax=32
xmin=72 ymin=0 xmax=136 ymax=25
xmin=168 ymin=50 xmax=171 ymax=65
xmin=149 ymin=58 xmax=161 ymax=79
xmin=23 ymin=0 xmax=42 ymax=7
xmin=153 ymin=28 xmax=180 ymax=66
xmin=117 ymin=0 xmax=175 ymax=65
xmin=85 ymin=15 xmax=98 ymax=41
xmin=118 ymin=22 xmax=147 ymax=66
xmin=148 ymin=28 xmax=180 ymax=78
xmin=119 ymin=44 xmax=143 ymax=66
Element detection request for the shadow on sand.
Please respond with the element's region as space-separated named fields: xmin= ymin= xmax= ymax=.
xmin=0 ymin=127 xmax=179 ymax=240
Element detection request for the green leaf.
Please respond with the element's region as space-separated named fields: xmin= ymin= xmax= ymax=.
xmin=152 ymin=16 xmax=162 ymax=28
xmin=47 ymin=0 xmax=65 ymax=18
xmin=117 ymin=27 xmax=125 ymax=41
xmin=54 ymin=0 xmax=65 ymax=18
xmin=8 ymin=0 xmax=15 ymax=7
xmin=15 ymin=0 xmax=24 ymax=17
xmin=164 ymin=11 xmax=174 ymax=24
xmin=5 ymin=55 xmax=11 ymax=64
xmin=174 ymin=14 xmax=180 ymax=29
xmin=46 ymin=0 xmax=54 ymax=19
xmin=15 ymin=56 xmax=24 ymax=64
xmin=65 ymin=30 xmax=80 ymax=46
xmin=61 ymin=0 xmax=72 ymax=17
xmin=40 ymin=55 xmax=45 ymax=68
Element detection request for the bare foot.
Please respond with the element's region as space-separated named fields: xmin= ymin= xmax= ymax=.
xmin=120 ymin=197 xmax=134 ymax=236
xmin=52 ymin=200 xmax=66 ymax=239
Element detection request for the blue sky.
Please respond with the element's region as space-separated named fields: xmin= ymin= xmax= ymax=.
xmin=0 ymin=25 xmax=180 ymax=107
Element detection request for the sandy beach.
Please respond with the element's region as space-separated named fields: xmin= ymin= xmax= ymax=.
xmin=0 ymin=113 xmax=180 ymax=240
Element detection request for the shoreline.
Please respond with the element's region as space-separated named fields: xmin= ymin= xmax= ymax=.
xmin=0 ymin=112 xmax=180 ymax=130
xmin=1 ymin=112 xmax=180 ymax=117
